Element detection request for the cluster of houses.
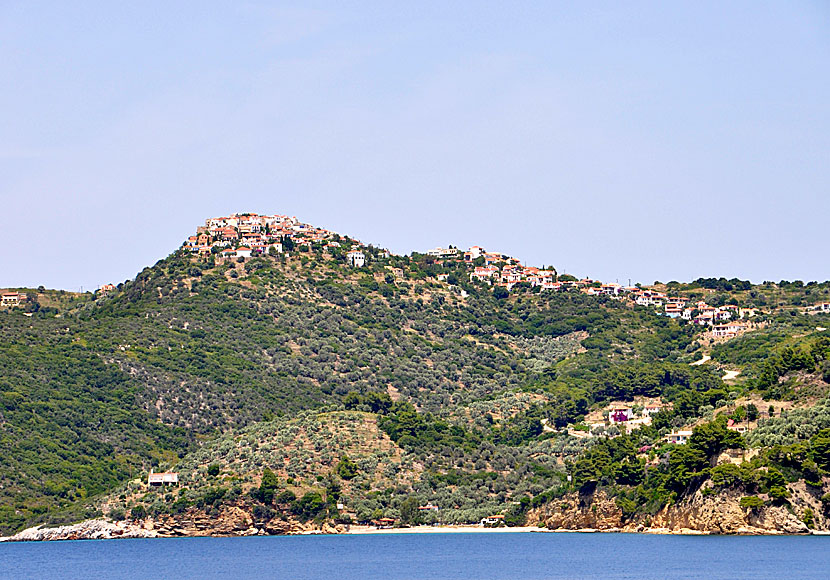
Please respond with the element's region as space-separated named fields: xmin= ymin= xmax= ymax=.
xmin=177 ymin=218 xmax=802 ymax=345
xmin=578 ymin=400 xmax=754 ymax=445
xmin=433 ymin=245 xmax=766 ymax=341
xmin=182 ymin=213 xmax=368 ymax=263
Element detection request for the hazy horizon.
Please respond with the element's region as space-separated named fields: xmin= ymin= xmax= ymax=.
xmin=2 ymin=2 xmax=828 ymax=291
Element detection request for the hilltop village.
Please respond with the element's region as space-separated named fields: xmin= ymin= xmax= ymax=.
xmin=180 ymin=212 xmax=773 ymax=341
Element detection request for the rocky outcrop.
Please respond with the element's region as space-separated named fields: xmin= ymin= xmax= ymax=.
xmin=529 ymin=484 xmax=827 ymax=534
xmin=2 ymin=502 xmax=347 ymax=542
xmin=529 ymin=491 xmax=625 ymax=531
xmin=6 ymin=519 xmax=156 ymax=542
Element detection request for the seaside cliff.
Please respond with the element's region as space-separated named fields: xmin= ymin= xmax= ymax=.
xmin=527 ymin=484 xmax=828 ymax=535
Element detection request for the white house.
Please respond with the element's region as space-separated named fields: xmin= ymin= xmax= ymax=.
xmin=235 ymin=246 xmax=253 ymax=259
xmin=666 ymin=430 xmax=693 ymax=444
xmin=1 ymin=292 xmax=22 ymax=307
xmin=347 ymin=250 xmax=365 ymax=267
xmin=148 ymin=471 xmax=179 ymax=486
xmin=712 ymin=322 xmax=747 ymax=338
xmin=465 ymin=246 xmax=485 ymax=261
xmin=426 ymin=247 xmax=459 ymax=258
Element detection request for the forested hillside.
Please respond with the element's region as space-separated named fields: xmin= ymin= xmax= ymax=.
xmin=3 ymin=222 xmax=830 ymax=535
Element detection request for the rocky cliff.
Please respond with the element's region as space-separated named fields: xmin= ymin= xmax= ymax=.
xmin=3 ymin=502 xmax=348 ymax=542
xmin=529 ymin=483 xmax=828 ymax=534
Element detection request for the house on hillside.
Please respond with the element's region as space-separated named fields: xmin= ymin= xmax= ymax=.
xmin=426 ymin=247 xmax=459 ymax=258
xmin=666 ymin=430 xmax=693 ymax=444
xmin=470 ymin=266 xmax=499 ymax=283
xmin=643 ymin=403 xmax=665 ymax=416
xmin=1 ymin=292 xmax=23 ymax=307
xmin=608 ymin=408 xmax=633 ymax=423
xmin=384 ymin=266 xmax=404 ymax=279
xmin=347 ymin=250 xmax=365 ymax=267
xmin=712 ymin=322 xmax=747 ymax=339
xmin=727 ymin=419 xmax=748 ymax=434
xmin=148 ymin=471 xmax=179 ymax=486
xmin=465 ymin=246 xmax=485 ymax=261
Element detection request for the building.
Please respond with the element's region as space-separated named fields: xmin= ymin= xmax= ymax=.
xmin=470 ymin=266 xmax=499 ymax=283
xmin=666 ymin=430 xmax=693 ymax=444
xmin=347 ymin=250 xmax=365 ymax=268
xmin=425 ymin=247 xmax=459 ymax=258
xmin=148 ymin=471 xmax=179 ymax=486
xmin=480 ymin=515 xmax=505 ymax=526
xmin=1 ymin=292 xmax=23 ymax=307
xmin=464 ymin=246 xmax=485 ymax=261
xmin=608 ymin=408 xmax=633 ymax=423
xmin=418 ymin=504 xmax=439 ymax=512
xmin=712 ymin=322 xmax=747 ymax=338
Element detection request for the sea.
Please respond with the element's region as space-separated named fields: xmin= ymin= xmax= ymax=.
xmin=1 ymin=533 xmax=829 ymax=580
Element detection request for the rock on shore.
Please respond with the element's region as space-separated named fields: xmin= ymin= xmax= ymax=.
xmin=5 ymin=519 xmax=156 ymax=542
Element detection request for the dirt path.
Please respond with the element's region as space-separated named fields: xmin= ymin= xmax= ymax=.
xmin=690 ymin=354 xmax=711 ymax=366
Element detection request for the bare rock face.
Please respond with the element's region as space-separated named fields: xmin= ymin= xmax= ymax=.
xmin=6 ymin=520 xmax=156 ymax=542
xmin=529 ymin=485 xmax=823 ymax=535
xmin=529 ymin=491 xmax=623 ymax=531
xmin=150 ymin=503 xmax=304 ymax=537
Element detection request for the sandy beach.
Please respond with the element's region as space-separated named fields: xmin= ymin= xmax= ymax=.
xmin=343 ymin=525 xmax=552 ymax=535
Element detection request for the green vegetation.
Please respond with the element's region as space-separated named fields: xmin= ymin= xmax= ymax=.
xmin=3 ymin=232 xmax=830 ymax=533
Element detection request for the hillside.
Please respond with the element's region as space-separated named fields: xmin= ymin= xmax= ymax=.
xmin=3 ymin=212 xmax=830 ymax=535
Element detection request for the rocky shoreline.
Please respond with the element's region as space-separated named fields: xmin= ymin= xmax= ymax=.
xmin=4 ymin=484 xmax=827 ymax=543
xmin=3 ymin=519 xmax=826 ymax=543
xmin=526 ymin=485 xmax=828 ymax=535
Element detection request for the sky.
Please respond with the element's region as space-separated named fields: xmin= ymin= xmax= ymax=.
xmin=1 ymin=1 xmax=829 ymax=291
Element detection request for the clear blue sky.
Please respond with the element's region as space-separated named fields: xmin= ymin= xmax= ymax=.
xmin=2 ymin=1 xmax=828 ymax=291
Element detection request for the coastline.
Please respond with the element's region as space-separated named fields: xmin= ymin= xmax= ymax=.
xmin=342 ymin=525 xmax=552 ymax=535
xmin=5 ymin=519 xmax=826 ymax=542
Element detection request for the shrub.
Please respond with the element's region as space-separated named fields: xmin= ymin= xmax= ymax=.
xmin=739 ymin=496 xmax=764 ymax=510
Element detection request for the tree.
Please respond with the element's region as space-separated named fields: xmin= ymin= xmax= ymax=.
xmin=399 ymin=496 xmax=421 ymax=526
xmin=493 ymin=286 xmax=509 ymax=300
xmin=337 ymin=455 xmax=358 ymax=480
xmin=689 ymin=418 xmax=744 ymax=462
xmin=809 ymin=429 xmax=830 ymax=471
xmin=739 ymin=496 xmax=764 ymax=511
xmin=251 ymin=467 xmax=279 ymax=504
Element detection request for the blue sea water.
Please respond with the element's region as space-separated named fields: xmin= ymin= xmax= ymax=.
xmin=1 ymin=533 xmax=828 ymax=580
